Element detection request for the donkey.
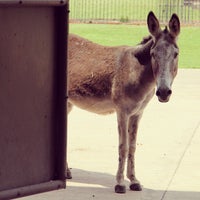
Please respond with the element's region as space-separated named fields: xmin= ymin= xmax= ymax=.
xmin=66 ymin=11 xmax=180 ymax=193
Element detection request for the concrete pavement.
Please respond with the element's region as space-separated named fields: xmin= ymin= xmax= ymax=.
xmin=18 ymin=69 xmax=200 ymax=200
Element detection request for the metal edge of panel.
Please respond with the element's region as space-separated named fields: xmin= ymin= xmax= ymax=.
xmin=0 ymin=180 xmax=65 ymax=200
xmin=52 ymin=4 xmax=68 ymax=182
xmin=0 ymin=0 xmax=68 ymax=7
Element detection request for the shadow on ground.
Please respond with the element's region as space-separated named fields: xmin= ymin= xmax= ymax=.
xmin=67 ymin=168 xmax=200 ymax=200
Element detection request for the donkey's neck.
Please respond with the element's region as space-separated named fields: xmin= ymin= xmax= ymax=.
xmin=134 ymin=37 xmax=153 ymax=66
xmin=133 ymin=37 xmax=156 ymax=91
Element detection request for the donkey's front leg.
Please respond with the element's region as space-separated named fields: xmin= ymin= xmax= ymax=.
xmin=127 ymin=115 xmax=142 ymax=191
xmin=115 ymin=111 xmax=129 ymax=193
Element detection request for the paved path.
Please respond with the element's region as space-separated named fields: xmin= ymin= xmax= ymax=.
xmin=18 ymin=69 xmax=200 ymax=200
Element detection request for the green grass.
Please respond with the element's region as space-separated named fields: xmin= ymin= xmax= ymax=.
xmin=69 ymin=23 xmax=200 ymax=69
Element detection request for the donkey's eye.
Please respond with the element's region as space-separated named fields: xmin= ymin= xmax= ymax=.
xmin=174 ymin=52 xmax=178 ymax=58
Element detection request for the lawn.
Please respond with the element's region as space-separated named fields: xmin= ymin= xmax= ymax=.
xmin=69 ymin=23 xmax=200 ymax=69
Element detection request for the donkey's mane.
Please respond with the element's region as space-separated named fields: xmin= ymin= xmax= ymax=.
xmin=139 ymin=35 xmax=153 ymax=45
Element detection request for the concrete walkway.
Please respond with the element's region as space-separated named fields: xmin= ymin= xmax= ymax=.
xmin=18 ymin=69 xmax=200 ymax=200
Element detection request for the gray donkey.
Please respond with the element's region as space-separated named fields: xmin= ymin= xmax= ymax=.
xmin=67 ymin=11 xmax=180 ymax=193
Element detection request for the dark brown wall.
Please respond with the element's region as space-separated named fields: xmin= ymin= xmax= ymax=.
xmin=0 ymin=1 xmax=68 ymax=199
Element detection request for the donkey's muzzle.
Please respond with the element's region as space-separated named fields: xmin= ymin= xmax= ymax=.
xmin=156 ymin=88 xmax=172 ymax=103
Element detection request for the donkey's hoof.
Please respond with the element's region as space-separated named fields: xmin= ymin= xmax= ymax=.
xmin=130 ymin=183 xmax=142 ymax=191
xmin=115 ymin=185 xmax=126 ymax=194
xmin=66 ymin=174 xmax=72 ymax=179
xmin=65 ymin=170 xmax=72 ymax=179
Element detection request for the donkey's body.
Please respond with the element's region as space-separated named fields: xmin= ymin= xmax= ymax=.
xmin=68 ymin=34 xmax=154 ymax=115
xmin=67 ymin=12 xmax=180 ymax=193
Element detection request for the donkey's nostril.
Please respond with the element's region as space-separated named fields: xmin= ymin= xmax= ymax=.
xmin=167 ymin=89 xmax=172 ymax=95
xmin=156 ymin=90 xmax=161 ymax=97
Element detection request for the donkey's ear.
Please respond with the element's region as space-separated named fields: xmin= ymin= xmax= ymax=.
xmin=169 ymin=13 xmax=180 ymax=38
xmin=147 ymin=11 xmax=161 ymax=37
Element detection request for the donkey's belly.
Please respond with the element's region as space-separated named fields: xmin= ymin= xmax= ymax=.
xmin=69 ymin=98 xmax=115 ymax=115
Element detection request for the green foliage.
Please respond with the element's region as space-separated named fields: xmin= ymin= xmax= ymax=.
xmin=69 ymin=0 xmax=200 ymax=24
xmin=120 ymin=16 xmax=129 ymax=23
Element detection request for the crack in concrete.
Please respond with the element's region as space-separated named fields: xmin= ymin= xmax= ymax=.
xmin=160 ymin=121 xmax=200 ymax=200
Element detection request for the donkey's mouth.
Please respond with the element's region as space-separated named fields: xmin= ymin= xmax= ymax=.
xmin=158 ymin=96 xmax=170 ymax=103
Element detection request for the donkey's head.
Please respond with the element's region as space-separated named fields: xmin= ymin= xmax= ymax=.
xmin=147 ymin=11 xmax=180 ymax=102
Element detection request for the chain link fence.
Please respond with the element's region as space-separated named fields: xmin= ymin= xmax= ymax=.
xmin=69 ymin=0 xmax=200 ymax=25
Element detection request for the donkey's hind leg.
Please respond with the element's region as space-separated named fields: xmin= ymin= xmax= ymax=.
xmin=66 ymin=163 xmax=72 ymax=179
xmin=66 ymin=102 xmax=73 ymax=179
xmin=67 ymin=101 xmax=73 ymax=114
